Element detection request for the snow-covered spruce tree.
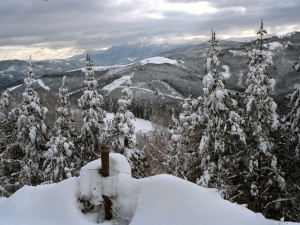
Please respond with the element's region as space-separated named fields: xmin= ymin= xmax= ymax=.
xmin=43 ymin=76 xmax=78 ymax=183
xmin=240 ymin=21 xmax=285 ymax=218
xmin=5 ymin=56 xmax=48 ymax=188
xmin=0 ymin=90 xmax=10 ymax=148
xmin=78 ymin=53 xmax=106 ymax=166
xmin=167 ymin=96 xmax=202 ymax=181
xmin=196 ymin=30 xmax=246 ymax=200
xmin=276 ymin=57 xmax=300 ymax=222
xmin=107 ymin=73 xmax=149 ymax=178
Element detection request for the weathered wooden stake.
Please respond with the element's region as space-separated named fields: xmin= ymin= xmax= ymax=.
xmin=100 ymin=150 xmax=112 ymax=220
xmin=101 ymin=150 xmax=110 ymax=177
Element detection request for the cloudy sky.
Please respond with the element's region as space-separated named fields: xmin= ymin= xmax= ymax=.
xmin=0 ymin=0 xmax=299 ymax=60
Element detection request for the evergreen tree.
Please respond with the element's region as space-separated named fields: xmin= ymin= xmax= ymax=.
xmin=4 ymin=56 xmax=49 ymax=188
xmin=78 ymin=53 xmax=106 ymax=166
xmin=43 ymin=76 xmax=78 ymax=183
xmin=241 ymin=21 xmax=285 ymax=218
xmin=276 ymin=57 xmax=300 ymax=221
xmin=107 ymin=73 xmax=149 ymax=178
xmin=196 ymin=30 xmax=246 ymax=199
xmin=168 ymin=97 xmax=201 ymax=181
xmin=0 ymin=90 xmax=10 ymax=148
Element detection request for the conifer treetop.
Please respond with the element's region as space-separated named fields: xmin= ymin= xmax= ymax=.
xmin=257 ymin=19 xmax=267 ymax=50
xmin=24 ymin=55 xmax=37 ymax=89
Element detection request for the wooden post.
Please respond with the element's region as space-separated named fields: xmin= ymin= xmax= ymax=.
xmin=101 ymin=150 xmax=110 ymax=177
xmin=100 ymin=150 xmax=112 ymax=220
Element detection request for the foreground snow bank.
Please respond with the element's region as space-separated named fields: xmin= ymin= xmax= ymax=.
xmin=1 ymin=154 xmax=299 ymax=225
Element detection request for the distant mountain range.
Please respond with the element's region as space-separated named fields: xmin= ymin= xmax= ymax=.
xmin=0 ymin=42 xmax=190 ymax=90
xmin=70 ymin=42 xmax=189 ymax=66
xmin=2 ymin=31 xmax=300 ymax=115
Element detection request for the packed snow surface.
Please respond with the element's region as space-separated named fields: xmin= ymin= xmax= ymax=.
xmin=140 ymin=56 xmax=182 ymax=65
xmin=102 ymin=76 xmax=131 ymax=94
xmin=106 ymin=112 xmax=152 ymax=133
xmin=36 ymin=79 xmax=50 ymax=91
xmin=1 ymin=153 xmax=299 ymax=225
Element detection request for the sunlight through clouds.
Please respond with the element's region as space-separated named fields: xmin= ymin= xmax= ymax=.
xmin=0 ymin=0 xmax=300 ymax=60
xmin=0 ymin=45 xmax=80 ymax=61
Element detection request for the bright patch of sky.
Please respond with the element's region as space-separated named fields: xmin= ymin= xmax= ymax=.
xmin=0 ymin=0 xmax=300 ymax=61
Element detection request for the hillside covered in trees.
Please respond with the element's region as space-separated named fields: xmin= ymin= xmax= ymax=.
xmin=0 ymin=22 xmax=300 ymax=224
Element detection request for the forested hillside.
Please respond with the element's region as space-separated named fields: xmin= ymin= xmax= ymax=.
xmin=1 ymin=23 xmax=300 ymax=223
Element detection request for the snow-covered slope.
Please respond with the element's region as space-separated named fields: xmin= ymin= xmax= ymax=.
xmin=0 ymin=153 xmax=299 ymax=225
xmin=140 ymin=56 xmax=182 ymax=66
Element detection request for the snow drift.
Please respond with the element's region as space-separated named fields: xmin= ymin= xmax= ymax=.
xmin=0 ymin=153 xmax=299 ymax=225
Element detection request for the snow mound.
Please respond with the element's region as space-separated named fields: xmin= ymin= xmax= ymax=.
xmin=1 ymin=154 xmax=299 ymax=225
xmin=140 ymin=57 xmax=182 ymax=66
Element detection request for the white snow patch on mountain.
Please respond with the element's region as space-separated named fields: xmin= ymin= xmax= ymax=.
xmin=140 ymin=57 xmax=183 ymax=66
xmin=0 ymin=153 xmax=298 ymax=225
xmin=6 ymin=66 xmax=15 ymax=71
xmin=2 ymin=74 xmax=13 ymax=78
xmin=264 ymin=42 xmax=283 ymax=50
xmin=102 ymin=75 xmax=131 ymax=93
xmin=229 ymin=50 xmax=245 ymax=56
xmin=8 ymin=84 xmax=23 ymax=91
xmin=37 ymin=79 xmax=50 ymax=90
xmin=127 ymin=57 xmax=136 ymax=62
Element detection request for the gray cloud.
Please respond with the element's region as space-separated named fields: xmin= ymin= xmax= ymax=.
xmin=0 ymin=0 xmax=300 ymax=60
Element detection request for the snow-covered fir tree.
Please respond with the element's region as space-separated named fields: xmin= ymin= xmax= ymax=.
xmin=167 ymin=96 xmax=201 ymax=181
xmin=78 ymin=53 xmax=106 ymax=166
xmin=0 ymin=90 xmax=10 ymax=113
xmin=107 ymin=73 xmax=149 ymax=178
xmin=43 ymin=76 xmax=78 ymax=183
xmin=5 ymin=56 xmax=48 ymax=187
xmin=240 ymin=21 xmax=285 ymax=217
xmin=276 ymin=57 xmax=300 ymax=221
xmin=0 ymin=89 xmax=10 ymax=147
xmin=196 ymin=30 xmax=246 ymax=199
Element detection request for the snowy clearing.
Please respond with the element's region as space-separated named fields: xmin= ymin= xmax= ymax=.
xmin=6 ymin=66 xmax=15 ymax=71
xmin=264 ymin=42 xmax=283 ymax=50
xmin=106 ymin=113 xmax=152 ymax=133
xmin=0 ymin=153 xmax=298 ymax=225
xmin=102 ymin=76 xmax=131 ymax=94
xmin=229 ymin=50 xmax=245 ymax=56
xmin=140 ymin=56 xmax=183 ymax=66
xmin=7 ymin=84 xmax=23 ymax=91
xmin=36 ymin=79 xmax=50 ymax=90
